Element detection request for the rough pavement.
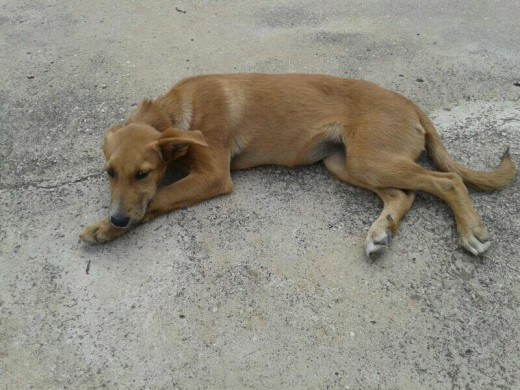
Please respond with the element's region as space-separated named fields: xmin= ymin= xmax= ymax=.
xmin=1 ymin=1 xmax=519 ymax=388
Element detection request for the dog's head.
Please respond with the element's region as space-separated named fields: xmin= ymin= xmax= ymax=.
xmin=102 ymin=123 xmax=207 ymax=228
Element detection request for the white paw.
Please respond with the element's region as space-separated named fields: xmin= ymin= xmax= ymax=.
xmin=460 ymin=235 xmax=491 ymax=256
xmin=365 ymin=230 xmax=392 ymax=257
xmin=458 ymin=223 xmax=490 ymax=256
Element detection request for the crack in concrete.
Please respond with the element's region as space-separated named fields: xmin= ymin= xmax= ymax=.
xmin=1 ymin=172 xmax=105 ymax=191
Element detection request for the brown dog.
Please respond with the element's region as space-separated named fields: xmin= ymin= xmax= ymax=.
xmin=80 ymin=73 xmax=516 ymax=256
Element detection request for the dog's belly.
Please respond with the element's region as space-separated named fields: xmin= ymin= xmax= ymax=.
xmin=302 ymin=139 xmax=345 ymax=165
xmin=230 ymin=137 xmax=344 ymax=170
xmin=230 ymin=150 xmax=289 ymax=170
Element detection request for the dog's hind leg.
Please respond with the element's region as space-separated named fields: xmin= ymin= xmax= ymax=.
xmin=365 ymin=188 xmax=415 ymax=256
xmin=324 ymin=152 xmax=415 ymax=256
xmin=332 ymin=151 xmax=490 ymax=255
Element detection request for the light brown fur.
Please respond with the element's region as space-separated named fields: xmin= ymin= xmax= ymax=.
xmin=80 ymin=73 xmax=516 ymax=256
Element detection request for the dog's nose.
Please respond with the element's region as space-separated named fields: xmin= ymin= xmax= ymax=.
xmin=110 ymin=214 xmax=130 ymax=228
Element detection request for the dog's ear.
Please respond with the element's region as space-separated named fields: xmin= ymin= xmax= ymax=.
xmin=153 ymin=128 xmax=208 ymax=162
xmin=127 ymin=100 xmax=172 ymax=132
xmin=103 ymin=125 xmax=123 ymax=156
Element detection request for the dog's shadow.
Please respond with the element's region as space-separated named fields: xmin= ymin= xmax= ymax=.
xmin=159 ymin=161 xmax=190 ymax=187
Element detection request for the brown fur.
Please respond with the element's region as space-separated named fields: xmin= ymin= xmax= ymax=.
xmin=80 ymin=73 xmax=516 ymax=256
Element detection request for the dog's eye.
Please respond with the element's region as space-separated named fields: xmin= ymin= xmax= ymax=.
xmin=135 ymin=171 xmax=149 ymax=180
xmin=107 ymin=167 xmax=115 ymax=178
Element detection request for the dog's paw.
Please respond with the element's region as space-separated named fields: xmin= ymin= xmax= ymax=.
xmin=459 ymin=225 xmax=490 ymax=256
xmin=365 ymin=230 xmax=392 ymax=257
xmin=80 ymin=219 xmax=127 ymax=244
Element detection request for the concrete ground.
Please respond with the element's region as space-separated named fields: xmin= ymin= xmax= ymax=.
xmin=1 ymin=0 xmax=519 ymax=388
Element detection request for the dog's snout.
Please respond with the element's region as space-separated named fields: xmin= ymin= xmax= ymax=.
xmin=110 ymin=214 xmax=130 ymax=228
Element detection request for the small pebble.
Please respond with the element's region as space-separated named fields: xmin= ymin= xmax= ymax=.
xmin=101 ymin=84 xmax=107 ymax=89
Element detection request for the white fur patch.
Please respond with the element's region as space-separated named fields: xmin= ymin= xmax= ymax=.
xmin=176 ymin=101 xmax=193 ymax=131
xmin=221 ymin=81 xmax=244 ymax=128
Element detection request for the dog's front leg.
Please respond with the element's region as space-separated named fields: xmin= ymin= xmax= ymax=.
xmin=143 ymin=172 xmax=233 ymax=223
xmin=80 ymin=173 xmax=231 ymax=243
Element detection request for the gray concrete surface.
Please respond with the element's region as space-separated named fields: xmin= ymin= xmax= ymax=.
xmin=1 ymin=0 xmax=519 ymax=388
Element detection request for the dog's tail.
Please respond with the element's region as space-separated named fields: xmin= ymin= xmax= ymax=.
xmin=418 ymin=109 xmax=516 ymax=191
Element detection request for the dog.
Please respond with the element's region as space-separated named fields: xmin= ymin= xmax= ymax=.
xmin=80 ymin=73 xmax=516 ymax=256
